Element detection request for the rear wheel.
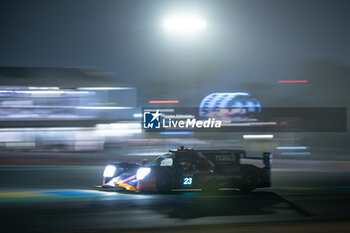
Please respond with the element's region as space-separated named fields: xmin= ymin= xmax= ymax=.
xmin=202 ymin=178 xmax=219 ymax=193
xmin=239 ymin=166 xmax=258 ymax=192
xmin=156 ymin=170 xmax=175 ymax=193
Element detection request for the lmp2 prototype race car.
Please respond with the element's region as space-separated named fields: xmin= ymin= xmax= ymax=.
xmin=99 ymin=146 xmax=272 ymax=193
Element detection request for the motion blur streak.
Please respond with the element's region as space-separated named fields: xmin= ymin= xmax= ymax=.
xmin=278 ymin=80 xmax=308 ymax=83
xmin=223 ymin=122 xmax=277 ymax=126
xmin=95 ymin=122 xmax=142 ymax=136
xmin=75 ymin=106 xmax=134 ymax=110
xmin=149 ymin=100 xmax=179 ymax=104
xmin=77 ymin=87 xmax=134 ymax=90
xmin=133 ymin=113 xmax=143 ymax=118
xmin=282 ymin=152 xmax=311 ymax=156
xmin=159 ymin=131 xmax=193 ymax=135
xmin=144 ymin=108 xmax=175 ymax=112
xmin=0 ymin=0 xmax=349 ymax=232
xmin=243 ymin=134 xmax=274 ymax=139
xmin=276 ymin=147 xmax=309 ymax=150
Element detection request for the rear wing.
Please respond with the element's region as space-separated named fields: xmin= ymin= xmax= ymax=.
xmin=173 ymin=146 xmax=272 ymax=168
xmin=242 ymin=152 xmax=272 ymax=168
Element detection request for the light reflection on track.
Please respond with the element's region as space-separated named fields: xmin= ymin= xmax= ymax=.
xmin=0 ymin=186 xmax=350 ymax=202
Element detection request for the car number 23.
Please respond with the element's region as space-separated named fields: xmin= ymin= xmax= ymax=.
xmin=183 ymin=177 xmax=193 ymax=185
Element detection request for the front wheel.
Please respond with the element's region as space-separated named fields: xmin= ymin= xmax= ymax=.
xmin=156 ymin=170 xmax=175 ymax=193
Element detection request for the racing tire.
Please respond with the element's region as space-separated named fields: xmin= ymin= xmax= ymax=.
xmin=156 ymin=169 xmax=175 ymax=194
xmin=239 ymin=166 xmax=259 ymax=192
xmin=202 ymin=178 xmax=219 ymax=193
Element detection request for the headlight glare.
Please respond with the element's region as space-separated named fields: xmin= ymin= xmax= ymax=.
xmin=103 ymin=165 xmax=116 ymax=177
xmin=136 ymin=167 xmax=151 ymax=180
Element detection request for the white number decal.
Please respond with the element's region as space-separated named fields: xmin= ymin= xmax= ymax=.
xmin=183 ymin=177 xmax=193 ymax=185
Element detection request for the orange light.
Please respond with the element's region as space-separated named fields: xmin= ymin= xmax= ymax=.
xmin=278 ymin=80 xmax=308 ymax=83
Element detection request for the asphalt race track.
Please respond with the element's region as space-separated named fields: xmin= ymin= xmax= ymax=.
xmin=1 ymin=167 xmax=350 ymax=233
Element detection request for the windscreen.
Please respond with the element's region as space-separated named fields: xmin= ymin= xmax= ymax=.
xmin=149 ymin=153 xmax=175 ymax=167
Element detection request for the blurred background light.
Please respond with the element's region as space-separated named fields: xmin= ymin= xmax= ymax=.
xmin=77 ymin=87 xmax=134 ymax=91
xmin=133 ymin=113 xmax=143 ymax=118
xmin=278 ymin=80 xmax=308 ymax=83
xmin=243 ymin=134 xmax=274 ymax=139
xmin=149 ymin=100 xmax=179 ymax=104
xmin=276 ymin=146 xmax=308 ymax=150
xmin=159 ymin=131 xmax=193 ymax=135
xmin=199 ymin=92 xmax=261 ymax=118
xmin=75 ymin=106 xmax=133 ymax=110
xmin=281 ymin=152 xmax=311 ymax=156
xmin=163 ymin=15 xmax=206 ymax=33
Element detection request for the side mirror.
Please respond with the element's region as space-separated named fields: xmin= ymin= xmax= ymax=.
xmin=141 ymin=159 xmax=148 ymax=165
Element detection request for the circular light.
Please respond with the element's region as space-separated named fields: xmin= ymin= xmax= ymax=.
xmin=136 ymin=167 xmax=151 ymax=180
xmin=163 ymin=16 xmax=206 ymax=33
xmin=103 ymin=165 xmax=116 ymax=177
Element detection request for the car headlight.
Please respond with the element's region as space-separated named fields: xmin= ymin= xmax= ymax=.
xmin=136 ymin=167 xmax=151 ymax=180
xmin=103 ymin=165 xmax=116 ymax=177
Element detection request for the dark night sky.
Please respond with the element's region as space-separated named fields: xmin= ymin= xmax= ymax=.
xmin=0 ymin=0 xmax=350 ymax=106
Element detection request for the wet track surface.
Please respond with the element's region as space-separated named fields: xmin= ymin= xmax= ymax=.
xmin=1 ymin=167 xmax=350 ymax=233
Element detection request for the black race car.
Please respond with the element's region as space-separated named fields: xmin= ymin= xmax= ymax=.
xmin=99 ymin=146 xmax=272 ymax=193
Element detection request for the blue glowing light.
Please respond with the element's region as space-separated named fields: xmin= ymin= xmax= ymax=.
xmin=160 ymin=131 xmax=193 ymax=135
xmin=183 ymin=177 xmax=193 ymax=185
xmin=276 ymin=146 xmax=308 ymax=150
xmin=199 ymin=92 xmax=261 ymax=118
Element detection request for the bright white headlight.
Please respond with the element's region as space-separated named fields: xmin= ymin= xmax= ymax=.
xmin=136 ymin=167 xmax=151 ymax=180
xmin=103 ymin=165 xmax=116 ymax=177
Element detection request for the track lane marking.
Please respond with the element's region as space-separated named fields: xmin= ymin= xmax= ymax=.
xmin=0 ymin=192 xmax=54 ymax=198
